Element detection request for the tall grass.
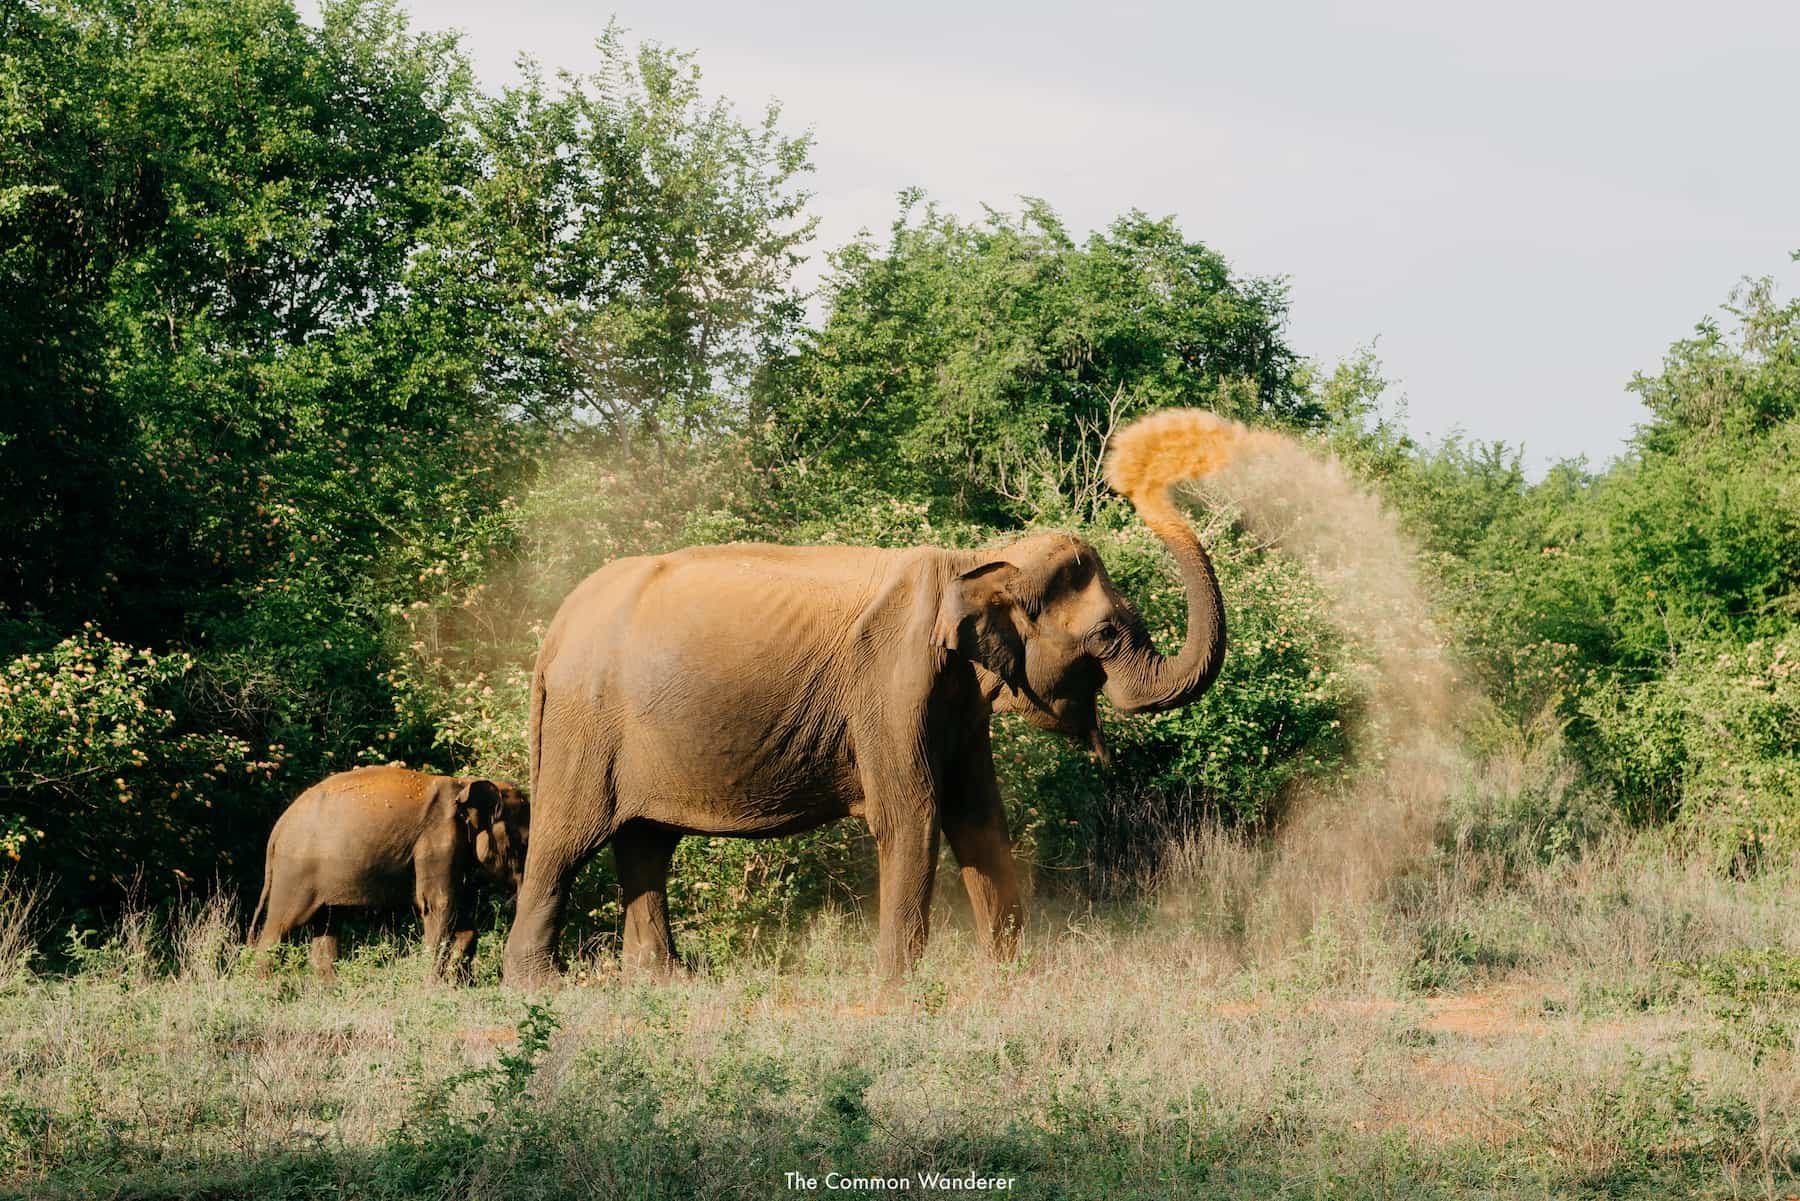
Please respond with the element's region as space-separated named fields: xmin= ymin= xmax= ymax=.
xmin=0 ymin=724 xmax=1794 ymax=1198
xmin=175 ymin=890 xmax=242 ymax=983
xmin=0 ymin=877 xmax=39 ymax=990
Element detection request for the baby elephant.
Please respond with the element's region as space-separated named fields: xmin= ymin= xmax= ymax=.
xmin=248 ymin=766 xmax=529 ymax=982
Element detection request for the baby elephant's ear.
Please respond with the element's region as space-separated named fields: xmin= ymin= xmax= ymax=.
xmin=457 ymin=779 xmax=502 ymax=865
xmin=455 ymin=778 xmax=500 ymax=830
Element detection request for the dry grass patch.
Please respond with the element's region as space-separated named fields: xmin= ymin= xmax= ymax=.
xmin=0 ymin=827 xmax=1795 ymax=1198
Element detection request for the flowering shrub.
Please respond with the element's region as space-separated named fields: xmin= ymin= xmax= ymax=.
xmin=0 ymin=631 xmax=274 ymax=899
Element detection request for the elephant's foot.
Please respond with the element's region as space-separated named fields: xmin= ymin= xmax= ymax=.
xmin=621 ymin=952 xmax=690 ymax=984
xmin=503 ymin=949 xmax=563 ymax=990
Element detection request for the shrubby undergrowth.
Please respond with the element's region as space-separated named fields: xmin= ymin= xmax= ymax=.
xmin=1375 ymin=282 xmax=1800 ymax=869
xmin=1 ymin=804 xmax=1795 ymax=1200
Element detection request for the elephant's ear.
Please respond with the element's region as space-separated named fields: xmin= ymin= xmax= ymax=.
xmin=455 ymin=778 xmax=499 ymax=837
xmin=932 ymin=561 xmax=1026 ymax=690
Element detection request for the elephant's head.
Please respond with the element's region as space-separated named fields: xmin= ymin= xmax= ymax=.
xmin=457 ymin=778 xmax=531 ymax=893
xmin=934 ymin=512 xmax=1226 ymax=761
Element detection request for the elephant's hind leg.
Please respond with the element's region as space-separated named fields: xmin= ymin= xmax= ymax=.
xmin=252 ymin=877 xmax=319 ymax=976
xmin=307 ymin=908 xmax=339 ymax=983
xmin=506 ymin=829 xmax=609 ymax=987
xmin=615 ymin=822 xmax=682 ymax=980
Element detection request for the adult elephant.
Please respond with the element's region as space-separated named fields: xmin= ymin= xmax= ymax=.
xmin=503 ymin=410 xmax=1237 ymax=985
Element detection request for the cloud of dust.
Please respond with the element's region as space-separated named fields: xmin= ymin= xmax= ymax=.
xmin=1107 ymin=409 xmax=1470 ymax=956
xmin=1105 ymin=408 xmax=1283 ymax=537
xmin=436 ymin=413 xmax=1463 ymax=955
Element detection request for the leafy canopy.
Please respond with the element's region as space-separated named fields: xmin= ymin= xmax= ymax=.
xmin=764 ymin=194 xmax=1312 ymax=523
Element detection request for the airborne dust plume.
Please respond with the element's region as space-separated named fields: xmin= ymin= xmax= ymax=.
xmin=1107 ymin=408 xmax=1468 ymax=954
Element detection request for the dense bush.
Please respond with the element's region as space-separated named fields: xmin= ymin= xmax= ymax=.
xmin=0 ymin=0 xmax=811 ymax=915
xmin=1366 ymin=279 xmax=1800 ymax=862
xmin=1583 ymin=633 xmax=1800 ymax=869
xmin=0 ymin=631 xmax=272 ymax=899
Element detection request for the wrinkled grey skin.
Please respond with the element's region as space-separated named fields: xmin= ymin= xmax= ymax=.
xmin=504 ymin=522 xmax=1225 ymax=987
xmin=248 ymin=766 xmax=529 ymax=982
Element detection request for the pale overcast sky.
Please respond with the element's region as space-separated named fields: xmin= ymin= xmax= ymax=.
xmin=363 ymin=1 xmax=1799 ymax=473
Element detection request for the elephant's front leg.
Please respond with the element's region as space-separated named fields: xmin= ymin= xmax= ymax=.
xmin=416 ymin=853 xmax=463 ymax=983
xmin=446 ymin=925 xmax=479 ymax=984
xmin=615 ymin=822 xmax=682 ymax=980
xmin=419 ymin=894 xmax=455 ymax=982
xmin=861 ymin=757 xmax=944 ymax=981
xmin=942 ymin=733 xmax=1024 ymax=962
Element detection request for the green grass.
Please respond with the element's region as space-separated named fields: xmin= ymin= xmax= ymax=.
xmin=0 ymin=825 xmax=1796 ymax=1200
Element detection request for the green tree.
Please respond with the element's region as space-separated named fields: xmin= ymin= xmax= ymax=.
xmin=0 ymin=0 xmax=814 ymax=909
xmin=1 ymin=0 xmax=494 ymax=899
xmin=1376 ymin=273 xmax=1800 ymax=855
xmin=763 ymin=195 xmax=1309 ymax=523
xmin=466 ymin=23 xmax=814 ymax=451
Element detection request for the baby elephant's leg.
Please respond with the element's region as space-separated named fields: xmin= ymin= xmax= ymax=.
xmin=447 ymin=925 xmax=479 ymax=985
xmin=308 ymin=908 xmax=339 ymax=983
xmin=252 ymin=878 xmax=319 ymax=978
xmin=415 ymin=848 xmax=467 ymax=983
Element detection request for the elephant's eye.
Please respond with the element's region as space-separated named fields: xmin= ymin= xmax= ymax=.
xmin=1088 ymin=620 xmax=1122 ymax=650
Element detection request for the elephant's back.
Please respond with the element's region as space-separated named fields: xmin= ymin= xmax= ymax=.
xmin=544 ymin=544 xmax=912 ymax=647
xmin=546 ymin=545 xmax=899 ymax=749
xmin=271 ymin=766 xmax=437 ymax=854
xmin=556 ymin=543 xmax=910 ymax=604
xmin=311 ymin=764 xmax=435 ymax=807
xmin=540 ymin=544 xmax=907 ymax=695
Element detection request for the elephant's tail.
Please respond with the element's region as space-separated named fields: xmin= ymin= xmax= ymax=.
xmin=245 ymin=856 xmax=272 ymax=946
xmin=528 ymin=660 xmax=547 ymax=796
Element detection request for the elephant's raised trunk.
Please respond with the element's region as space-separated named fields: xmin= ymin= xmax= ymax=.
xmin=1102 ymin=506 xmax=1226 ymax=714
xmin=1099 ymin=409 xmax=1265 ymax=715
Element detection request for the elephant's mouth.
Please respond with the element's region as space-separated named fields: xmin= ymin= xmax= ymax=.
xmin=973 ymin=662 xmax=1111 ymax=763
xmin=1012 ymin=690 xmax=1110 ymax=764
